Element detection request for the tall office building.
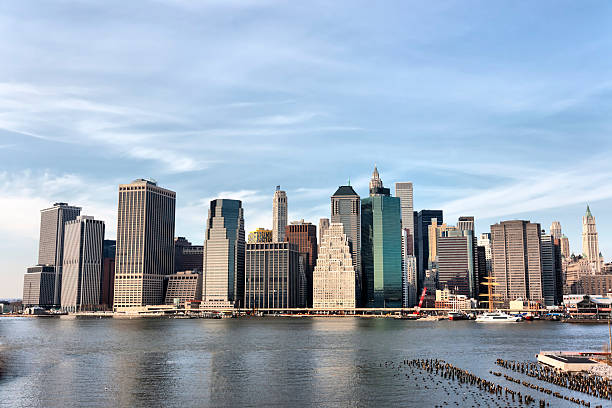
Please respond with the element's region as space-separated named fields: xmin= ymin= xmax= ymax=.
xmin=285 ymin=220 xmax=317 ymax=307
xmin=101 ymin=240 xmax=116 ymax=309
xmin=415 ymin=210 xmax=443 ymax=292
xmin=174 ymin=237 xmax=204 ymax=272
xmin=313 ymin=223 xmax=356 ymax=309
xmin=318 ymin=218 xmax=330 ymax=248
xmin=436 ymin=229 xmax=477 ymax=298
xmin=202 ymin=199 xmax=245 ymax=308
xmin=38 ymin=202 xmax=81 ymax=306
xmin=361 ymin=167 xmax=402 ymax=307
xmin=245 ymin=242 xmax=299 ymax=309
xmin=550 ymin=221 xmax=562 ymax=240
xmin=272 ymin=186 xmax=288 ymax=242
xmin=477 ymin=233 xmax=493 ymax=276
xmin=331 ymin=184 xmax=361 ymax=301
xmin=248 ymin=228 xmax=273 ymax=243
xmin=60 ymin=216 xmax=105 ymax=312
xmin=457 ymin=216 xmax=479 ymax=297
xmin=491 ymin=220 xmax=543 ymax=303
xmin=113 ymin=179 xmax=176 ymax=309
xmin=402 ymin=229 xmax=418 ymax=308
xmin=541 ymin=233 xmax=562 ymax=306
xmin=582 ymin=205 xmax=600 ymax=271
xmin=560 ymin=236 xmax=570 ymax=259
xmin=395 ymin=182 xmax=414 ymax=249
xmin=22 ymin=266 xmax=55 ymax=307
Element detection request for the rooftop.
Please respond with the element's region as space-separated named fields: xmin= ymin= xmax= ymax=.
xmin=332 ymin=185 xmax=359 ymax=197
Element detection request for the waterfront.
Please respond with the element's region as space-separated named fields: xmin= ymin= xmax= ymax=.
xmin=1 ymin=318 xmax=611 ymax=407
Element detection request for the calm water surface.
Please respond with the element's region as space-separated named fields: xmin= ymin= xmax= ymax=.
xmin=1 ymin=317 xmax=611 ymax=407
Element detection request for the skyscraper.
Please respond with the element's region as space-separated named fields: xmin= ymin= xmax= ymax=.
xmin=477 ymin=233 xmax=492 ymax=276
xmin=436 ymin=229 xmax=476 ymax=298
xmin=245 ymin=242 xmax=299 ymax=309
xmin=101 ymin=240 xmax=116 ymax=309
xmin=361 ymin=166 xmax=402 ymax=307
xmin=248 ymin=228 xmax=273 ymax=243
xmin=395 ymin=182 xmax=414 ymax=249
xmin=582 ymin=205 xmax=600 ymax=272
xmin=113 ymin=179 xmax=176 ymax=310
xmin=60 ymin=215 xmax=105 ymax=312
xmin=272 ymin=186 xmax=287 ymax=242
xmin=402 ymin=229 xmax=418 ymax=307
xmin=313 ymin=223 xmax=356 ymax=309
xmin=285 ymin=220 xmax=317 ymax=307
xmin=560 ymin=236 xmax=571 ymax=259
xmin=550 ymin=221 xmax=562 ymax=240
xmin=22 ymin=266 xmax=55 ymax=308
xmin=331 ymin=184 xmax=361 ymax=301
xmin=202 ymin=199 xmax=245 ymax=308
xmin=491 ymin=220 xmax=543 ymax=303
xmin=38 ymin=202 xmax=81 ymax=306
xmin=318 ymin=218 xmax=330 ymax=248
xmin=541 ymin=233 xmax=562 ymax=306
xmin=174 ymin=237 xmax=204 ymax=272
xmin=415 ymin=210 xmax=443 ymax=292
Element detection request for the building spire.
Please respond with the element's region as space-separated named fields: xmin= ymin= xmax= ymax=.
xmin=586 ymin=204 xmax=592 ymax=218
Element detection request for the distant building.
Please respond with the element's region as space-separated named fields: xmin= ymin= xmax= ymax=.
xmin=331 ymin=184 xmax=361 ymax=302
xmin=22 ymin=265 xmax=55 ymax=307
xmin=285 ymin=220 xmax=317 ymax=307
xmin=101 ymin=240 xmax=116 ymax=309
xmin=476 ymin=246 xmax=488 ymax=299
xmin=395 ymin=182 xmax=414 ymax=253
xmin=582 ymin=206 xmax=601 ymax=272
xmin=415 ymin=210 xmax=443 ymax=292
xmin=272 ymin=186 xmax=287 ymax=242
xmin=313 ymin=223 xmax=356 ymax=309
xmin=245 ymin=242 xmax=300 ymax=309
xmin=491 ymin=220 xmax=543 ymax=303
xmin=248 ymin=228 xmax=273 ymax=243
xmin=477 ymin=233 xmax=492 ymax=276
xmin=202 ymin=199 xmax=245 ymax=308
xmin=164 ymin=271 xmax=202 ymax=305
xmin=436 ymin=228 xmax=477 ymax=298
xmin=174 ymin=237 xmax=204 ymax=272
xmin=61 ymin=216 xmax=105 ymax=312
xmin=361 ymin=166 xmax=402 ymax=307
xmin=402 ymin=253 xmax=417 ymax=307
xmin=560 ymin=236 xmax=571 ymax=259
xmin=565 ymin=256 xmax=597 ymax=294
xmin=318 ymin=218 xmax=330 ymax=248
xmin=435 ymin=288 xmax=476 ymax=311
xmin=541 ymin=233 xmax=563 ymax=306
xmin=38 ymin=202 xmax=81 ymax=307
xmin=550 ymin=221 xmax=561 ymax=239
xmin=571 ymin=275 xmax=612 ymax=296
xmin=113 ymin=179 xmax=176 ymax=310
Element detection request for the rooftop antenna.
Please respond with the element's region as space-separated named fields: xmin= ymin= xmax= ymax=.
xmin=347 ymin=177 xmax=351 ymax=186
xmin=276 ymin=185 xmax=280 ymax=191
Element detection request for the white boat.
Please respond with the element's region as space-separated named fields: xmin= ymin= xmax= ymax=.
xmin=475 ymin=311 xmax=522 ymax=323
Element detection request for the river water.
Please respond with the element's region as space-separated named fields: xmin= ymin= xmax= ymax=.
xmin=0 ymin=317 xmax=610 ymax=407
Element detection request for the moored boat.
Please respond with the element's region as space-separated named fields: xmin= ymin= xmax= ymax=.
xmin=475 ymin=311 xmax=522 ymax=323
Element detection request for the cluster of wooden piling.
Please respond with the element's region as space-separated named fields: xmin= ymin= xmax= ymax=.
xmin=496 ymin=359 xmax=611 ymax=402
xmin=495 ymin=371 xmax=593 ymax=406
xmin=398 ymin=358 xmax=542 ymax=406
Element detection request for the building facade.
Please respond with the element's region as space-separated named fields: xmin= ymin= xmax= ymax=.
xmin=272 ymin=186 xmax=287 ymax=242
xmin=22 ymin=266 xmax=55 ymax=307
xmin=318 ymin=218 xmax=330 ymax=248
xmin=402 ymin=252 xmax=417 ymax=307
xmin=331 ymin=184 xmax=361 ymax=302
xmin=244 ymin=242 xmax=299 ymax=309
xmin=541 ymin=233 xmax=562 ymax=306
xmin=436 ymin=229 xmax=477 ymax=298
xmin=415 ymin=210 xmax=443 ymax=292
xmin=361 ymin=167 xmax=402 ymax=307
xmin=248 ymin=228 xmax=273 ymax=243
xmin=61 ymin=216 xmax=105 ymax=312
xmin=313 ymin=223 xmax=356 ymax=309
xmin=477 ymin=233 xmax=492 ymax=276
xmin=285 ymin=220 xmax=317 ymax=307
xmin=164 ymin=271 xmax=202 ymax=305
xmin=202 ymin=199 xmax=245 ymax=308
xmin=550 ymin=221 xmax=562 ymax=240
xmin=38 ymin=202 xmax=81 ymax=307
xmin=113 ymin=179 xmax=176 ymax=310
xmin=174 ymin=237 xmax=204 ymax=272
xmin=491 ymin=220 xmax=543 ymax=303
xmin=395 ymin=182 xmax=414 ymax=252
xmin=582 ymin=206 xmax=600 ymax=272
xmin=101 ymin=240 xmax=116 ymax=309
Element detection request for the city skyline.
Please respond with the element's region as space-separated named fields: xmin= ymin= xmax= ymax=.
xmin=2 ymin=1 xmax=612 ymax=298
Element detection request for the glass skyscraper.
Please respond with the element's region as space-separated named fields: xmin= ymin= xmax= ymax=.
xmin=361 ymin=167 xmax=402 ymax=308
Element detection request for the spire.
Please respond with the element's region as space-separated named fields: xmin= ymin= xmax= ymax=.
xmin=372 ymin=164 xmax=379 ymax=179
xmin=586 ymin=205 xmax=592 ymax=218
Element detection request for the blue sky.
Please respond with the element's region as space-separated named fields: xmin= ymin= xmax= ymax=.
xmin=1 ymin=1 xmax=612 ymax=298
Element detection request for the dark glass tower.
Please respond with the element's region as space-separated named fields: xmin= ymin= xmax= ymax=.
xmin=415 ymin=209 xmax=443 ymax=292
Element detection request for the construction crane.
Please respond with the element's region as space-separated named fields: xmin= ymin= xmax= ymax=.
xmin=415 ymin=287 xmax=428 ymax=316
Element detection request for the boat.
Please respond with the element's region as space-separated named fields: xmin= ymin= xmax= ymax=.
xmin=475 ymin=311 xmax=522 ymax=323
xmin=448 ymin=311 xmax=469 ymax=321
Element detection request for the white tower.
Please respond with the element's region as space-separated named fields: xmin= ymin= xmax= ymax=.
xmin=272 ymin=186 xmax=287 ymax=242
xmin=582 ymin=205 xmax=601 ymax=272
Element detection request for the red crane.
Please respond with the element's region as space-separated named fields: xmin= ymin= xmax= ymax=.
xmin=415 ymin=287 xmax=427 ymax=316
